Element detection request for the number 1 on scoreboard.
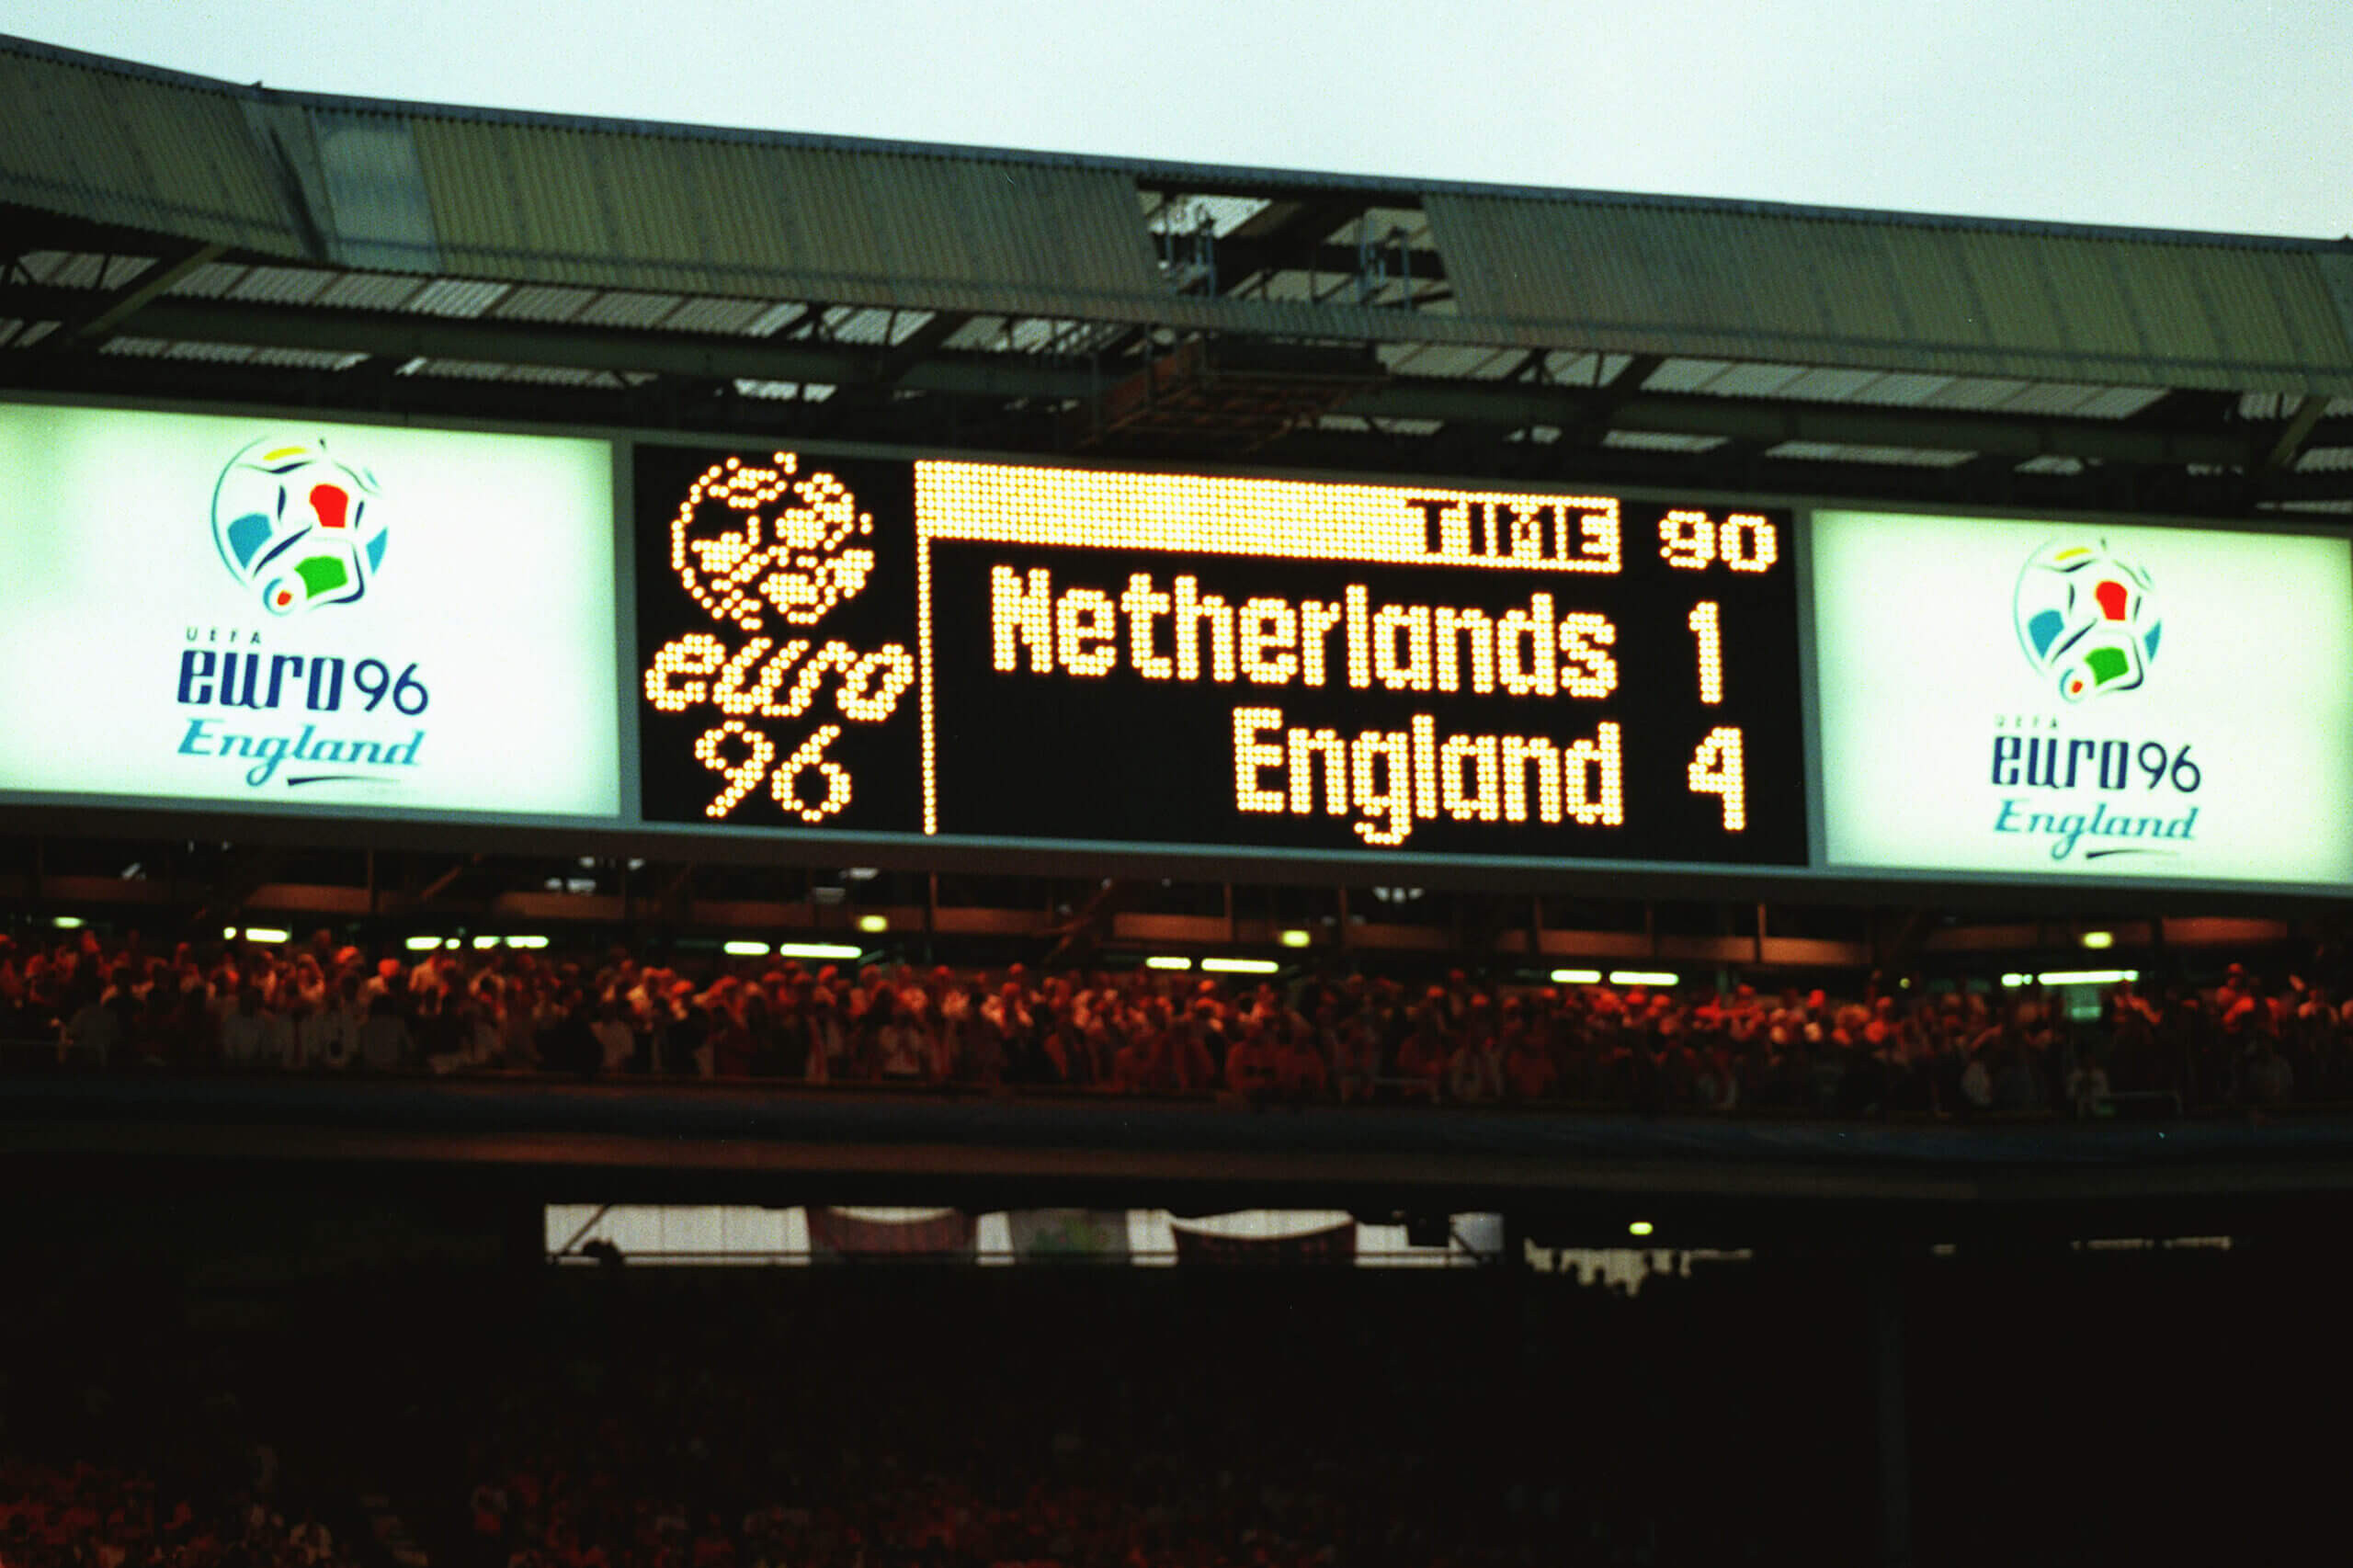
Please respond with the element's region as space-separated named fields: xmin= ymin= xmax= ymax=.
xmin=1688 ymin=600 xmax=1722 ymax=704
xmin=1688 ymin=726 xmax=1745 ymax=831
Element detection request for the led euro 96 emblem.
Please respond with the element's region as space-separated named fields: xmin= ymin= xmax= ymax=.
xmin=644 ymin=454 xmax=915 ymax=823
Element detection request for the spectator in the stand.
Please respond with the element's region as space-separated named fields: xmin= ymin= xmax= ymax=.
xmin=2246 ymin=1037 xmax=2294 ymax=1104
xmin=221 ymin=986 xmax=274 ymax=1068
xmin=592 ymin=999 xmax=639 ymax=1075
xmin=1272 ymin=1026 xmax=1327 ymax=1101
xmin=356 ymin=994 xmax=413 ymax=1072
xmin=1223 ymin=1022 xmax=1279 ymax=1098
xmin=63 ymin=978 xmax=126 ymax=1066
xmin=2065 ymin=1051 xmax=2111 ymax=1116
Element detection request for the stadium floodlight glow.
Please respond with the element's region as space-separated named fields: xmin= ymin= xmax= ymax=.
xmin=1609 ymin=970 xmax=1679 ymax=987
xmin=1279 ymin=928 xmax=1312 ymax=949
xmin=506 ymin=935 xmax=549 ymax=949
xmin=1628 ymin=1221 xmax=1655 ymax=1237
xmin=2038 ymin=968 xmax=2139 ymax=987
xmin=2079 ymin=930 xmax=2115 ymax=949
xmin=1144 ymin=956 xmax=1193 ymax=971
xmin=404 ymin=936 xmax=445 ymax=951
xmin=1203 ymin=957 xmax=1280 ymax=975
xmin=1550 ymin=968 xmax=1604 ymax=984
xmin=857 ymin=914 xmax=889 ymax=934
xmin=722 ymin=940 xmax=772 ymax=958
xmin=774 ymin=941 xmax=863 ymax=961
xmin=50 ymin=915 xmax=85 ymax=929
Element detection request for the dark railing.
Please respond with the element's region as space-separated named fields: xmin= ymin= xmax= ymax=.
xmin=2 ymin=1033 xmax=2319 ymax=1124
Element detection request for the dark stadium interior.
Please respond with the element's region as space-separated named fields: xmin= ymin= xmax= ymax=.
xmin=6 ymin=30 xmax=2353 ymax=1568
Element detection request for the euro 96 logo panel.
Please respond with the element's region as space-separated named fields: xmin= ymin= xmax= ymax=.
xmin=1814 ymin=509 xmax=2353 ymax=887
xmin=0 ymin=402 xmax=620 ymax=819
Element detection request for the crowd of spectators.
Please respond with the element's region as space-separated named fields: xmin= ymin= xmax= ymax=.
xmin=6 ymin=926 xmax=2352 ymax=1116
xmin=428 ymin=1280 xmax=1640 ymax=1568
xmin=0 ymin=1460 xmax=350 ymax=1568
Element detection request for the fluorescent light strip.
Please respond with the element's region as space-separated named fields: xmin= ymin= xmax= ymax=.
xmin=1549 ymin=968 xmax=1603 ymax=984
xmin=722 ymin=940 xmax=772 ymax=958
xmin=774 ymin=942 xmax=863 ymax=961
xmin=1202 ymin=957 xmax=1279 ymax=975
xmin=1608 ymin=970 xmax=1679 ymax=987
xmin=1143 ymin=956 xmax=1192 ymax=971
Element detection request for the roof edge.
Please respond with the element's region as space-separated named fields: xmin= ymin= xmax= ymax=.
xmin=6 ymin=30 xmax=2350 ymax=258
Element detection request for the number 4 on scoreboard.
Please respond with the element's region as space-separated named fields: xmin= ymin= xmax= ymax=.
xmin=1688 ymin=726 xmax=1745 ymax=832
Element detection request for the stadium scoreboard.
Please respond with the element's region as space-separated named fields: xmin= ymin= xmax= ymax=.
xmin=4 ymin=398 xmax=2349 ymax=896
xmin=636 ymin=448 xmax=1806 ymax=867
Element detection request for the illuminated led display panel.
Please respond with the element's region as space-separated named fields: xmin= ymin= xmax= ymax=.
xmin=636 ymin=445 xmax=1805 ymax=867
xmin=0 ymin=401 xmax=622 ymax=820
xmin=1813 ymin=510 xmax=2353 ymax=888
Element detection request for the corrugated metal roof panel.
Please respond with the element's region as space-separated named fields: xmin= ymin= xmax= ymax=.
xmin=405 ymin=116 xmax=1162 ymax=313
xmin=1427 ymin=192 xmax=2353 ymax=393
xmin=661 ymin=297 xmax=770 ymax=335
xmin=166 ymin=262 xmax=251 ymax=300
xmin=493 ymin=284 xmax=597 ymax=323
xmin=228 ymin=266 xmax=334 ymax=306
xmin=0 ymin=47 xmax=300 ymax=255
xmin=7 ymin=37 xmax=2349 ymax=398
xmin=1768 ymin=441 xmax=1976 ymax=468
xmin=315 ymin=272 xmax=427 ymax=311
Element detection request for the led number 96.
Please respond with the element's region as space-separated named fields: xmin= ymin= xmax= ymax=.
xmin=696 ymin=720 xmax=852 ymax=824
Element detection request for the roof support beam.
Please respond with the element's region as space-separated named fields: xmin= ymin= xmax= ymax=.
xmin=1341 ymin=378 xmax=2265 ymax=469
xmin=1 ymin=284 xmax=2327 ymax=474
xmin=2263 ymin=393 xmax=2331 ymax=472
xmin=64 ymin=242 xmax=225 ymax=345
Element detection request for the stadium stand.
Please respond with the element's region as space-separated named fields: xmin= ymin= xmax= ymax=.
xmin=6 ymin=30 xmax=2353 ymax=1568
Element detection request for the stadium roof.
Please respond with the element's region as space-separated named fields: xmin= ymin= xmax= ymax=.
xmin=5 ymin=32 xmax=2351 ymax=514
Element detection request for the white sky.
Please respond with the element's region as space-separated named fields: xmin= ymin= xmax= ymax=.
xmin=7 ymin=0 xmax=2351 ymax=239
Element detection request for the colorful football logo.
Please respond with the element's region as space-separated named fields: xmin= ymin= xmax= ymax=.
xmin=2013 ymin=540 xmax=2161 ymax=702
xmin=211 ymin=437 xmax=386 ymax=616
xmin=671 ymin=452 xmax=874 ymax=631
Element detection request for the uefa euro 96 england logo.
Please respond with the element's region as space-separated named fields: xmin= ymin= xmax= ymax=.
xmin=642 ymin=453 xmax=915 ymax=823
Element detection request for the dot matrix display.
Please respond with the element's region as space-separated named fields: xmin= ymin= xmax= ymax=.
xmin=635 ymin=447 xmax=1807 ymax=869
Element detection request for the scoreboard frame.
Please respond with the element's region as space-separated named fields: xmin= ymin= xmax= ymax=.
xmin=1 ymin=390 xmax=2347 ymax=907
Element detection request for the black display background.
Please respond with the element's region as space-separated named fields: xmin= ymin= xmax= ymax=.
xmin=637 ymin=445 xmax=1806 ymax=867
xmin=635 ymin=446 xmax=926 ymax=834
xmin=926 ymin=502 xmax=1805 ymax=866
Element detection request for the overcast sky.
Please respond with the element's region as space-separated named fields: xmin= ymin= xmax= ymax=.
xmin=7 ymin=0 xmax=2349 ymax=239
